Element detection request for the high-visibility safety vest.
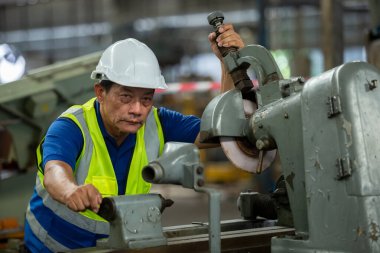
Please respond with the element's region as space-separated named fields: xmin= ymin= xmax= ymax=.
xmin=25 ymin=98 xmax=164 ymax=252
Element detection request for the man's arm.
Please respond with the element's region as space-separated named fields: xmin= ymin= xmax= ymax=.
xmin=43 ymin=160 xmax=102 ymax=213
xmin=195 ymin=24 xmax=245 ymax=149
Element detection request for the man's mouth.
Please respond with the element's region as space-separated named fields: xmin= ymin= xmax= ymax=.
xmin=122 ymin=120 xmax=143 ymax=126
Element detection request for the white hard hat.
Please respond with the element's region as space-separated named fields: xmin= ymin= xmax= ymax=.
xmin=91 ymin=38 xmax=167 ymax=89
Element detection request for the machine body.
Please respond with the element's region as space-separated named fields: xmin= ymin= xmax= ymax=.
xmin=271 ymin=62 xmax=380 ymax=252
xmin=200 ymin=40 xmax=380 ymax=251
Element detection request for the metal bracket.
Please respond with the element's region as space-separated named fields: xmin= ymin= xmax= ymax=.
xmin=327 ymin=95 xmax=342 ymax=118
xmin=366 ymin=79 xmax=378 ymax=91
xmin=96 ymin=194 xmax=169 ymax=250
xmin=142 ymin=142 xmax=222 ymax=253
xmin=336 ymin=157 xmax=352 ymax=180
xmin=279 ymin=77 xmax=305 ymax=98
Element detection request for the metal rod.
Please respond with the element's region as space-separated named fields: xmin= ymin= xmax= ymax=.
xmin=209 ymin=190 xmax=221 ymax=253
xmin=196 ymin=187 xmax=221 ymax=253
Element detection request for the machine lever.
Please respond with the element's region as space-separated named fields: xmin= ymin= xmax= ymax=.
xmin=256 ymin=150 xmax=264 ymax=174
xmin=207 ymin=10 xmax=237 ymax=57
xmin=97 ymin=196 xmax=174 ymax=222
xmin=207 ymin=11 xmax=256 ymax=102
xmin=97 ymin=197 xmax=116 ymax=222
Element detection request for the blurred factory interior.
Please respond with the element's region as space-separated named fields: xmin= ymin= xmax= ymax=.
xmin=0 ymin=0 xmax=379 ymax=251
xmin=0 ymin=0 xmax=375 ymax=83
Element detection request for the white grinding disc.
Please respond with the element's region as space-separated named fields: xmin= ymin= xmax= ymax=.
xmin=220 ymin=99 xmax=276 ymax=173
xmin=220 ymin=137 xmax=276 ymax=173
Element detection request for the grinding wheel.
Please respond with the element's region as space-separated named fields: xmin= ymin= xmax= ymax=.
xmin=220 ymin=100 xmax=276 ymax=173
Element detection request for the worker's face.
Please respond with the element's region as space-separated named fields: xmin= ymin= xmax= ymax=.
xmin=95 ymin=83 xmax=154 ymax=138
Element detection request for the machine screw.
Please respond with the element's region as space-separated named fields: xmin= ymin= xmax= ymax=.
xmin=197 ymin=179 xmax=205 ymax=187
xmin=369 ymin=79 xmax=378 ymax=90
xmin=256 ymin=139 xmax=266 ymax=150
xmin=256 ymin=137 xmax=274 ymax=150
xmin=298 ymin=77 xmax=305 ymax=84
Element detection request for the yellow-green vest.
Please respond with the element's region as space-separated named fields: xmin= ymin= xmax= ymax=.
xmin=27 ymin=98 xmax=164 ymax=244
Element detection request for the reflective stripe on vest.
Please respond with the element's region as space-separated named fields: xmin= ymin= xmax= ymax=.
xmin=26 ymin=204 xmax=70 ymax=252
xmin=28 ymin=175 xmax=110 ymax=234
xmin=28 ymin=97 xmax=164 ymax=248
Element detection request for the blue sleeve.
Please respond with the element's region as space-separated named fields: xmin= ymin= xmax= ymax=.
xmin=41 ymin=117 xmax=84 ymax=172
xmin=158 ymin=107 xmax=200 ymax=143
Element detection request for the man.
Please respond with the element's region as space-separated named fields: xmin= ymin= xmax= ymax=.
xmin=24 ymin=24 xmax=245 ymax=252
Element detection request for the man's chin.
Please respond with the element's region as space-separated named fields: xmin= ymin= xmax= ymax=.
xmin=121 ymin=125 xmax=142 ymax=134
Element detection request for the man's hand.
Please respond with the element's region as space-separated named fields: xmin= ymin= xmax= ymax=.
xmin=63 ymin=184 xmax=102 ymax=213
xmin=44 ymin=160 xmax=102 ymax=213
xmin=208 ymin=24 xmax=245 ymax=61
xmin=208 ymin=24 xmax=246 ymax=92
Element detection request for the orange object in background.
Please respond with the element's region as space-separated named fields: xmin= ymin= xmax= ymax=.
xmin=0 ymin=218 xmax=19 ymax=230
xmin=204 ymin=162 xmax=252 ymax=184
xmin=0 ymin=217 xmax=24 ymax=249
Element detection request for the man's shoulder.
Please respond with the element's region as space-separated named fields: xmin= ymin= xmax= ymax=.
xmin=47 ymin=117 xmax=83 ymax=138
xmin=157 ymin=106 xmax=183 ymax=119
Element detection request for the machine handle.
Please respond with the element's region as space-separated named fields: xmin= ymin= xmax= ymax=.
xmin=207 ymin=10 xmax=238 ymax=57
xmin=207 ymin=11 xmax=256 ymax=102
xmin=97 ymin=197 xmax=116 ymax=222
xmin=97 ymin=196 xmax=174 ymax=222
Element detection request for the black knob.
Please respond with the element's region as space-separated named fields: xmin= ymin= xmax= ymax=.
xmin=207 ymin=10 xmax=224 ymax=29
xmin=97 ymin=197 xmax=116 ymax=222
xmin=159 ymin=194 xmax=174 ymax=213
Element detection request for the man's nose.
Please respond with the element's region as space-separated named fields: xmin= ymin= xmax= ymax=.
xmin=129 ymin=100 xmax=142 ymax=115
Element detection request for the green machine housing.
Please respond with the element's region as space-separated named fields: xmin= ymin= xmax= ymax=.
xmin=200 ymin=44 xmax=380 ymax=252
xmin=0 ymin=52 xmax=101 ymax=170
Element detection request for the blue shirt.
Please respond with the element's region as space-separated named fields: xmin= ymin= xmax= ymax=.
xmin=25 ymin=100 xmax=200 ymax=252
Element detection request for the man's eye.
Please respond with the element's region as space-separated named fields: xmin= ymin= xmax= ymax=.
xmin=120 ymin=94 xmax=132 ymax=102
xmin=142 ymin=97 xmax=153 ymax=105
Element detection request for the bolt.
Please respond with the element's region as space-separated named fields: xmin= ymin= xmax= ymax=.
xmin=298 ymin=77 xmax=305 ymax=84
xmin=197 ymin=179 xmax=205 ymax=187
xmin=256 ymin=139 xmax=265 ymax=150
xmin=196 ymin=166 xmax=203 ymax=175
xmin=284 ymin=113 xmax=289 ymax=119
xmin=256 ymin=138 xmax=272 ymax=150
xmin=369 ymin=80 xmax=378 ymax=90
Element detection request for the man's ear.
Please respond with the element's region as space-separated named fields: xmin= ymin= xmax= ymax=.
xmin=94 ymin=83 xmax=104 ymax=103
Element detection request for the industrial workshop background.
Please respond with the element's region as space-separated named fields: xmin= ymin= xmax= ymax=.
xmin=0 ymin=0 xmax=379 ymax=252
